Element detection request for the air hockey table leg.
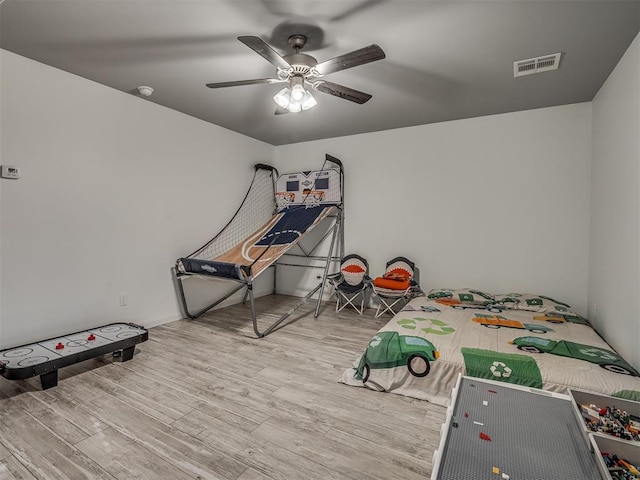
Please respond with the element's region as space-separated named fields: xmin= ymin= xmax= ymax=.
xmin=119 ymin=346 xmax=136 ymax=362
xmin=40 ymin=370 xmax=58 ymax=390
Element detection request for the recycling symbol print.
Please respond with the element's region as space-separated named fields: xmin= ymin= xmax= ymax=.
xmin=396 ymin=318 xmax=456 ymax=336
xmin=490 ymin=361 xmax=512 ymax=378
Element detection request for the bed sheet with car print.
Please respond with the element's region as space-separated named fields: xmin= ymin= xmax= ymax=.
xmin=340 ymin=289 xmax=640 ymax=407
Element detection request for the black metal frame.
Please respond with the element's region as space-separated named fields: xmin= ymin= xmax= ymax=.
xmin=327 ymin=253 xmax=372 ymax=314
xmin=175 ymin=154 xmax=345 ymax=337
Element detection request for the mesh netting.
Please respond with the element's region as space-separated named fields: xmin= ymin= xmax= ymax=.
xmin=185 ymin=166 xmax=277 ymax=262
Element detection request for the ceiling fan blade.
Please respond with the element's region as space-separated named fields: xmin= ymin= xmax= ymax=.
xmin=314 ymin=80 xmax=373 ymax=104
xmin=274 ymin=106 xmax=290 ymax=115
xmin=313 ymin=44 xmax=385 ymax=76
xmin=206 ymin=78 xmax=283 ymax=88
xmin=238 ymin=36 xmax=291 ymax=70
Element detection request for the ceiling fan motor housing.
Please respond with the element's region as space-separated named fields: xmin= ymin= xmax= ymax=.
xmin=284 ymin=52 xmax=317 ymax=68
xmin=278 ymin=53 xmax=319 ymax=82
xmin=288 ymin=34 xmax=307 ymax=51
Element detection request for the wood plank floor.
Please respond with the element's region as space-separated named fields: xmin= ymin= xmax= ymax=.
xmin=0 ymin=295 xmax=447 ymax=480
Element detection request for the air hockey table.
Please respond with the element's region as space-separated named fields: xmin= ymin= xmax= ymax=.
xmin=0 ymin=323 xmax=148 ymax=390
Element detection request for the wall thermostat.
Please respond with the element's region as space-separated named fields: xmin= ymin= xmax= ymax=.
xmin=1 ymin=165 xmax=21 ymax=179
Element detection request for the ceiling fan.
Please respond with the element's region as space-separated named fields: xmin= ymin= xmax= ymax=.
xmin=205 ymin=32 xmax=385 ymax=114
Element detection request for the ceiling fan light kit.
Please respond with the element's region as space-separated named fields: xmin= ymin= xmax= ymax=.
xmin=205 ymin=26 xmax=385 ymax=114
xmin=291 ymin=83 xmax=305 ymax=102
xmin=273 ymin=85 xmax=317 ymax=113
xmin=273 ymin=73 xmax=318 ymax=112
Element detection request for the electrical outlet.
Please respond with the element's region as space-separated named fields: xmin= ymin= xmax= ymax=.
xmin=590 ymin=303 xmax=596 ymax=321
xmin=119 ymin=294 xmax=128 ymax=307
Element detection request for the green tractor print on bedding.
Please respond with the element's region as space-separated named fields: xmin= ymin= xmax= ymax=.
xmin=355 ymin=331 xmax=439 ymax=383
xmin=460 ymin=348 xmax=544 ymax=388
xmin=510 ymin=337 xmax=639 ymax=376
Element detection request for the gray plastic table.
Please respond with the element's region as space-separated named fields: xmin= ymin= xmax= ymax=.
xmin=432 ymin=376 xmax=602 ymax=480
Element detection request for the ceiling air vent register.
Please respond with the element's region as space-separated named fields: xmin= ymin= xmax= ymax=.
xmin=513 ymin=53 xmax=562 ymax=77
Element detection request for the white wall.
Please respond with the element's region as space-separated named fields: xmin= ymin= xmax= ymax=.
xmin=275 ymin=104 xmax=592 ymax=315
xmin=4 ymin=46 xmax=624 ymax=360
xmin=0 ymin=50 xmax=274 ymax=348
xmin=589 ymin=33 xmax=640 ymax=370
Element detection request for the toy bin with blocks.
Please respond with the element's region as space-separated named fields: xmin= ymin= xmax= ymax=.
xmin=569 ymin=389 xmax=640 ymax=447
xmin=590 ymin=433 xmax=640 ymax=480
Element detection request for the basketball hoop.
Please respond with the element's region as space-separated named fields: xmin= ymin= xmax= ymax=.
xmin=276 ymin=192 xmax=295 ymax=209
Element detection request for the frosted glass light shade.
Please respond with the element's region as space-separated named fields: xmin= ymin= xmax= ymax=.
xmin=273 ymin=88 xmax=291 ymax=109
xmin=287 ymin=102 xmax=302 ymax=113
xmin=301 ymin=91 xmax=317 ymax=110
xmin=273 ymin=84 xmax=317 ymax=113
xmin=290 ymin=84 xmax=305 ymax=102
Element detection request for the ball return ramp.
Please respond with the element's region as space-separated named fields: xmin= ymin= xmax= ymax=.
xmin=175 ymin=155 xmax=344 ymax=337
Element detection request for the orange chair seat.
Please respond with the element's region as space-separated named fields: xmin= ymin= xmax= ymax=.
xmin=373 ymin=277 xmax=410 ymax=291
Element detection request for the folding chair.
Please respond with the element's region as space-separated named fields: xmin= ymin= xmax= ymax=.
xmin=372 ymin=256 xmax=423 ymax=318
xmin=327 ymin=254 xmax=371 ymax=314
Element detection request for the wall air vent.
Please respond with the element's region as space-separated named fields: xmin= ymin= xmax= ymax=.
xmin=514 ymin=53 xmax=562 ymax=77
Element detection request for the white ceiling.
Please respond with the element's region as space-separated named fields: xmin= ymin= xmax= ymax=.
xmin=1 ymin=1 xmax=639 ymax=145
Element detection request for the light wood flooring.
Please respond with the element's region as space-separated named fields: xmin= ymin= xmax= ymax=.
xmin=0 ymin=294 xmax=447 ymax=480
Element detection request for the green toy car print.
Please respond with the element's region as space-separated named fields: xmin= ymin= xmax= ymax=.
xmin=428 ymin=291 xmax=453 ymax=299
xmin=538 ymin=295 xmax=572 ymax=308
xmin=467 ymin=290 xmax=495 ymax=301
xmin=356 ymin=331 xmax=439 ymax=382
xmin=449 ymin=303 xmax=504 ymax=313
xmin=511 ymin=336 xmax=639 ymax=376
xmin=421 ymin=305 xmax=441 ymax=313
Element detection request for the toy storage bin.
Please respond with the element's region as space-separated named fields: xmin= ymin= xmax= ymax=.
xmin=569 ymin=389 xmax=640 ymax=446
xmin=590 ymin=433 xmax=640 ymax=480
